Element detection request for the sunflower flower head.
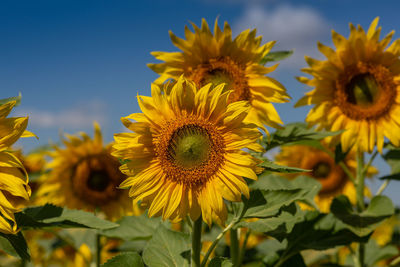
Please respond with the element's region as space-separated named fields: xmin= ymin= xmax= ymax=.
xmin=112 ymin=77 xmax=263 ymax=225
xmin=0 ymin=99 xmax=33 ymax=234
xmin=275 ymin=142 xmax=376 ymax=212
xmin=148 ymin=18 xmax=290 ymax=132
xmin=37 ymin=123 xmax=134 ymax=220
xmin=297 ymin=17 xmax=400 ymax=153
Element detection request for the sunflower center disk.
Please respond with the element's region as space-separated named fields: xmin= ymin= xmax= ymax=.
xmin=346 ymin=74 xmax=379 ymax=107
xmin=312 ymin=162 xmax=331 ymax=179
xmin=190 ymin=57 xmax=250 ymax=103
xmin=169 ymin=127 xmax=211 ymax=169
xmin=71 ymin=155 xmax=124 ymax=206
xmin=87 ymin=171 xmax=110 ymax=192
xmin=203 ymin=68 xmax=234 ymax=90
xmin=158 ymin=119 xmax=225 ymax=188
xmin=335 ymin=64 xmax=396 ymax=120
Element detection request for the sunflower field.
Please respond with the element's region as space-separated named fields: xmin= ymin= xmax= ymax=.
xmin=2 ymin=14 xmax=400 ymax=267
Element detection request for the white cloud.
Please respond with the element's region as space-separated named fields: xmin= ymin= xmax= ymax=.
xmin=233 ymin=4 xmax=332 ymax=69
xmin=17 ymin=100 xmax=108 ymax=129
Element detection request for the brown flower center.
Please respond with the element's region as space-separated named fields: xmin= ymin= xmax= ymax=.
xmin=71 ymin=154 xmax=125 ymax=206
xmin=335 ymin=62 xmax=397 ymax=120
xmin=189 ymin=57 xmax=250 ymax=103
xmin=302 ymin=153 xmax=347 ymax=196
xmin=155 ymin=114 xmax=225 ymax=188
xmin=312 ymin=162 xmax=331 ymax=179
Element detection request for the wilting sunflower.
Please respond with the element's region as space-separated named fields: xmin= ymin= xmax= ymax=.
xmin=148 ymin=19 xmax=290 ymax=132
xmin=0 ymin=99 xmax=34 ymax=234
xmin=297 ymin=17 xmax=400 ymax=153
xmin=275 ymin=143 xmax=376 ymax=212
xmin=37 ymin=123 xmax=133 ymax=220
xmin=112 ymin=77 xmax=263 ymax=225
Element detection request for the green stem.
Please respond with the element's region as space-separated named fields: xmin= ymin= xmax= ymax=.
xmin=200 ymin=220 xmax=236 ymax=267
xmin=355 ymin=149 xmax=365 ymax=267
xmin=230 ymin=229 xmax=239 ymax=266
xmin=238 ymin=229 xmax=251 ymax=266
xmin=322 ymin=148 xmax=356 ymax=182
xmin=363 ymin=150 xmax=378 ymax=176
xmin=96 ymin=233 xmax=101 ymax=267
xmin=356 ymin=150 xmax=365 ymax=212
xmin=376 ymin=180 xmax=390 ymax=195
xmin=192 ymin=217 xmax=202 ymax=267
xmin=389 ymin=255 xmax=400 ymax=266
xmin=339 ymin=162 xmax=356 ymax=183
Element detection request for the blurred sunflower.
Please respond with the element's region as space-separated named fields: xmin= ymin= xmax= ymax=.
xmin=0 ymin=99 xmax=34 ymax=234
xmin=296 ymin=17 xmax=400 ymax=153
xmin=37 ymin=123 xmax=134 ymax=220
xmin=113 ymin=77 xmax=263 ymax=225
xmin=275 ymin=143 xmax=376 ymax=212
xmin=148 ymin=19 xmax=290 ymax=132
xmin=49 ymin=242 xmax=91 ymax=267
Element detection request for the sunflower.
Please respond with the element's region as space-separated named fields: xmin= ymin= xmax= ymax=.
xmin=112 ymin=77 xmax=263 ymax=225
xmin=148 ymin=19 xmax=290 ymax=132
xmin=297 ymin=17 xmax=400 ymax=153
xmin=0 ymin=99 xmax=33 ymax=234
xmin=37 ymin=123 xmax=134 ymax=220
xmin=12 ymin=149 xmax=47 ymax=196
xmin=275 ymin=143 xmax=376 ymax=212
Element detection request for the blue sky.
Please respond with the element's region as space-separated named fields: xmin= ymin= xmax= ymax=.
xmin=2 ymin=0 xmax=400 ymax=202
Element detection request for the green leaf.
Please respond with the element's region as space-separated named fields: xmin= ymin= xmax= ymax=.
xmin=0 ymin=94 xmax=21 ymax=106
xmin=142 ymin=225 xmax=190 ymax=267
xmin=262 ymin=123 xmax=341 ymax=151
xmin=280 ymin=253 xmax=306 ymax=267
xmin=364 ymin=239 xmax=398 ymax=267
xmin=259 ymin=239 xmax=286 ymax=265
xmin=0 ymin=232 xmax=30 ymax=261
xmin=15 ymin=204 xmax=118 ymax=230
xmin=379 ymin=173 xmax=400 ymax=180
xmin=259 ymin=158 xmax=310 ymax=173
xmin=243 ymin=190 xmax=311 ymax=218
xmin=251 ymin=174 xmax=321 ymax=209
xmin=266 ymin=211 xmax=369 ymax=266
xmin=208 ymin=257 xmax=233 ymax=267
xmin=331 ymin=195 xmax=394 ymax=236
xmin=0 ymin=235 xmax=17 ymax=257
xmin=334 ymin=143 xmax=349 ymax=164
xmin=260 ymin=50 xmax=293 ymax=65
xmin=100 ymin=214 xmax=163 ymax=241
xmin=238 ymin=205 xmax=305 ymax=233
xmin=383 ymin=148 xmax=400 ymax=174
xmin=101 ymin=252 xmax=144 ymax=267
xmin=233 ymin=175 xmax=320 ymax=221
